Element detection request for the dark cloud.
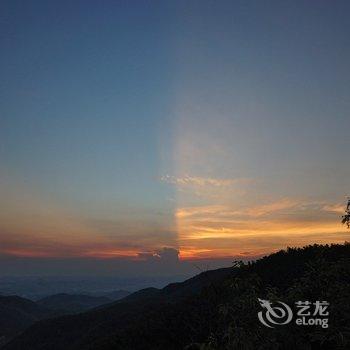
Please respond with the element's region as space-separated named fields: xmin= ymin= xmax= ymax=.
xmin=137 ymin=247 xmax=179 ymax=263
xmin=156 ymin=247 xmax=179 ymax=262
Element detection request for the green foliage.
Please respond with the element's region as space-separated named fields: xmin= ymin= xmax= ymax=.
xmin=195 ymin=244 xmax=350 ymax=350
xmin=342 ymin=199 xmax=350 ymax=228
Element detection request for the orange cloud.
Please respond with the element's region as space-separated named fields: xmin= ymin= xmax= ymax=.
xmin=161 ymin=174 xmax=252 ymax=199
xmin=322 ymin=203 xmax=346 ymax=214
xmin=176 ymin=199 xmax=350 ymax=259
xmin=161 ymin=175 xmax=245 ymax=187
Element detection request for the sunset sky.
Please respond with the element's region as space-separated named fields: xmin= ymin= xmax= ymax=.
xmin=1 ymin=0 xmax=349 ymax=273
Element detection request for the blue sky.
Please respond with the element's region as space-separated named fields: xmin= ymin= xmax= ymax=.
xmin=0 ymin=1 xmax=349 ymax=270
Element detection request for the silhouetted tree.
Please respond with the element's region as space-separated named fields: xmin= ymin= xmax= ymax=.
xmin=342 ymin=199 xmax=350 ymax=228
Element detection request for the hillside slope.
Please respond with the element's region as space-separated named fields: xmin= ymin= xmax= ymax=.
xmin=38 ymin=294 xmax=112 ymax=314
xmin=4 ymin=243 xmax=350 ymax=350
xmin=0 ymin=296 xmax=54 ymax=347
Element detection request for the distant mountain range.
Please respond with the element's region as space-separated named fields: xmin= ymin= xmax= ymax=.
xmin=98 ymin=290 xmax=130 ymax=301
xmin=2 ymin=243 xmax=350 ymax=349
xmin=0 ymin=296 xmax=54 ymax=347
xmin=0 ymin=276 xmax=182 ymax=301
xmin=0 ymin=267 xmax=232 ymax=349
xmin=0 ymin=290 xmax=131 ymax=347
xmin=37 ymin=293 xmax=113 ymax=314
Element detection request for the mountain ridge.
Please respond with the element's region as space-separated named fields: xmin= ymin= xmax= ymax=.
xmin=3 ymin=243 xmax=350 ymax=349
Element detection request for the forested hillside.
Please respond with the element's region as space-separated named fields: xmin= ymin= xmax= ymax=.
xmin=4 ymin=243 xmax=350 ymax=350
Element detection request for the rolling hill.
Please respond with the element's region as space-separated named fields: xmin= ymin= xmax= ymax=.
xmin=0 ymin=296 xmax=55 ymax=347
xmin=37 ymin=294 xmax=112 ymax=314
xmin=3 ymin=243 xmax=350 ymax=349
